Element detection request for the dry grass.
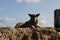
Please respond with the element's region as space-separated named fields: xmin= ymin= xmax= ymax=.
xmin=0 ymin=27 xmax=60 ymax=40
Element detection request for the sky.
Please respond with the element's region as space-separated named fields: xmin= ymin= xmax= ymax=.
xmin=0 ymin=0 xmax=60 ymax=27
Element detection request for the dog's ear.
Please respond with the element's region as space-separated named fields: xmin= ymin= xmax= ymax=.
xmin=28 ymin=14 xmax=32 ymax=17
xmin=36 ymin=14 xmax=40 ymax=17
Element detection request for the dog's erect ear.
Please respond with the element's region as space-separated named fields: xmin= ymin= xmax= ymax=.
xmin=36 ymin=14 xmax=40 ymax=17
xmin=28 ymin=14 xmax=32 ymax=17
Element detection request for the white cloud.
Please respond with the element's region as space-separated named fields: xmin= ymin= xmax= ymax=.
xmin=38 ymin=16 xmax=54 ymax=27
xmin=0 ymin=23 xmax=7 ymax=27
xmin=25 ymin=0 xmax=41 ymax=3
xmin=16 ymin=0 xmax=23 ymax=3
xmin=0 ymin=17 xmax=16 ymax=23
xmin=0 ymin=17 xmax=16 ymax=27
xmin=16 ymin=0 xmax=41 ymax=3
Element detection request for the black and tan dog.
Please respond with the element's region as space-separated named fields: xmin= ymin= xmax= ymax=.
xmin=15 ymin=13 xmax=40 ymax=28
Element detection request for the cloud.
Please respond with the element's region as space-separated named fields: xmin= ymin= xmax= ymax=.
xmin=38 ymin=16 xmax=54 ymax=27
xmin=16 ymin=0 xmax=41 ymax=3
xmin=0 ymin=17 xmax=16 ymax=27
xmin=16 ymin=0 xmax=23 ymax=3
xmin=0 ymin=23 xmax=7 ymax=27
xmin=25 ymin=0 xmax=41 ymax=3
xmin=0 ymin=17 xmax=16 ymax=23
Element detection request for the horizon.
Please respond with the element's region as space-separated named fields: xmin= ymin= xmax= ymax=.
xmin=0 ymin=0 xmax=60 ymax=27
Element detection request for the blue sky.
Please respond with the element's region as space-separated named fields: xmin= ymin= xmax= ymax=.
xmin=0 ymin=0 xmax=60 ymax=27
